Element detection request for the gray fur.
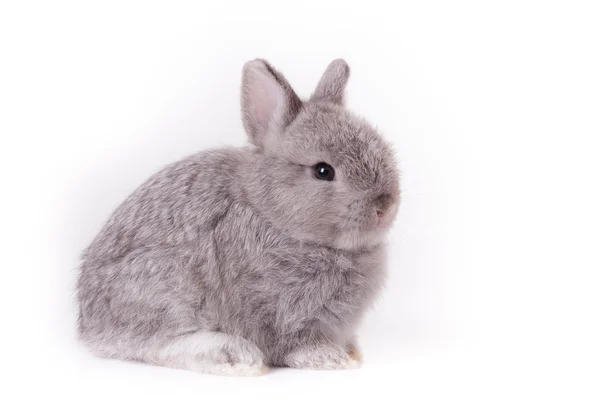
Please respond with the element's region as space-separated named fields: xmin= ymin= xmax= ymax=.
xmin=76 ymin=59 xmax=400 ymax=373
xmin=310 ymin=59 xmax=350 ymax=105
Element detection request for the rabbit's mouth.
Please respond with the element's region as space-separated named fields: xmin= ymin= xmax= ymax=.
xmin=332 ymin=198 xmax=399 ymax=250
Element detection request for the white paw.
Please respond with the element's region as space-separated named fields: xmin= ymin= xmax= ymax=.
xmin=192 ymin=336 xmax=267 ymax=376
xmin=203 ymin=362 xmax=268 ymax=377
xmin=284 ymin=344 xmax=361 ymax=370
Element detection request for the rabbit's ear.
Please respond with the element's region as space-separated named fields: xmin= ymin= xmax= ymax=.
xmin=241 ymin=59 xmax=302 ymax=149
xmin=310 ymin=59 xmax=350 ymax=105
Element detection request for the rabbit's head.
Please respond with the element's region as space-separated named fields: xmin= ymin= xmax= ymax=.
xmin=241 ymin=59 xmax=400 ymax=250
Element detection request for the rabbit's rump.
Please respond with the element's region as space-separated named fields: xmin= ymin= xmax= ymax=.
xmin=78 ymin=244 xmax=214 ymax=352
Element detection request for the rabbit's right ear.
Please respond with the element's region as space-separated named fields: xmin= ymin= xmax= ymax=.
xmin=241 ymin=59 xmax=302 ymax=149
xmin=310 ymin=59 xmax=350 ymax=105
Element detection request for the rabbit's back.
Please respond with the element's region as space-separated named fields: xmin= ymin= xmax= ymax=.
xmin=82 ymin=148 xmax=245 ymax=265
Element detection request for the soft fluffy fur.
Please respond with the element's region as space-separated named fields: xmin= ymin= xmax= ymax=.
xmin=76 ymin=59 xmax=400 ymax=375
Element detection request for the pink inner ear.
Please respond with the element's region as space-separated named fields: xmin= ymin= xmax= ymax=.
xmin=247 ymin=68 xmax=281 ymax=132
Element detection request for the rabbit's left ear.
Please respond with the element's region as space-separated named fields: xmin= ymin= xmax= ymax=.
xmin=241 ymin=59 xmax=302 ymax=150
xmin=310 ymin=59 xmax=350 ymax=105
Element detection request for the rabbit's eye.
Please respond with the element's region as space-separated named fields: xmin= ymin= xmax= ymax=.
xmin=314 ymin=162 xmax=335 ymax=181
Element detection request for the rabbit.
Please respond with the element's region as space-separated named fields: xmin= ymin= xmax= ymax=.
xmin=76 ymin=58 xmax=400 ymax=376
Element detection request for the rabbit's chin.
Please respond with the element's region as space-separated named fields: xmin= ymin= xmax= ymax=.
xmin=332 ymin=227 xmax=389 ymax=250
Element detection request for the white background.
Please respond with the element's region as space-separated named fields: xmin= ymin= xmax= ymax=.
xmin=1 ymin=1 xmax=599 ymax=398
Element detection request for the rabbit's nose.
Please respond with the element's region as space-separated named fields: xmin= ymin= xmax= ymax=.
xmin=374 ymin=193 xmax=394 ymax=218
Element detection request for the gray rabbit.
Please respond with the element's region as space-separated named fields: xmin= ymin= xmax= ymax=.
xmin=76 ymin=59 xmax=400 ymax=376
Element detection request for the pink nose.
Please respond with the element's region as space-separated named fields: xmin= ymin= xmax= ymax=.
xmin=374 ymin=193 xmax=393 ymax=219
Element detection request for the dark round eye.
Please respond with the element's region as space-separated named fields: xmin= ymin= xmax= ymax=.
xmin=314 ymin=162 xmax=335 ymax=181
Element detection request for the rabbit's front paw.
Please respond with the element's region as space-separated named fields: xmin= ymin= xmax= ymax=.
xmin=346 ymin=340 xmax=362 ymax=362
xmin=284 ymin=343 xmax=360 ymax=370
